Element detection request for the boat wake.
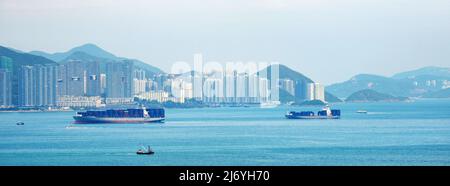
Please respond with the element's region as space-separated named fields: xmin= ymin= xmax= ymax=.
xmin=65 ymin=125 xmax=98 ymax=130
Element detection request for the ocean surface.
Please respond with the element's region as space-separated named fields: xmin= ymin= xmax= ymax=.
xmin=1 ymin=99 xmax=450 ymax=166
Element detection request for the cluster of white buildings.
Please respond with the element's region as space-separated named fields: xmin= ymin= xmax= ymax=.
xmin=135 ymin=91 xmax=184 ymax=103
xmin=305 ymin=83 xmax=325 ymax=101
xmin=57 ymin=95 xmax=103 ymax=108
xmin=142 ymin=71 xmax=326 ymax=105
xmin=56 ymin=68 xmax=327 ymax=107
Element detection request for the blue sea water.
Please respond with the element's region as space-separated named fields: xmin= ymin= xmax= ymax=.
xmin=1 ymin=99 xmax=450 ymax=166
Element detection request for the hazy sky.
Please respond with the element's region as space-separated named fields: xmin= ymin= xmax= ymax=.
xmin=1 ymin=0 xmax=449 ymax=85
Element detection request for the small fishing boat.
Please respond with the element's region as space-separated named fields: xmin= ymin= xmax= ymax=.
xmin=260 ymin=101 xmax=281 ymax=108
xmin=136 ymin=146 xmax=154 ymax=155
xmin=16 ymin=122 xmax=24 ymax=125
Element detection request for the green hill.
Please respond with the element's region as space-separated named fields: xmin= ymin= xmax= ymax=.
xmin=346 ymin=89 xmax=409 ymax=102
xmin=327 ymin=74 xmax=414 ymax=98
xmin=0 ymin=46 xmax=56 ymax=67
xmin=30 ymin=43 xmax=163 ymax=76
xmin=392 ymin=66 xmax=450 ymax=79
xmin=327 ymin=66 xmax=450 ymax=98
xmin=325 ymin=91 xmax=343 ymax=103
xmin=260 ymin=64 xmax=340 ymax=104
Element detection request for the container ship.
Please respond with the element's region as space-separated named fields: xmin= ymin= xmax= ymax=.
xmin=73 ymin=107 xmax=165 ymax=124
xmin=285 ymin=106 xmax=340 ymax=119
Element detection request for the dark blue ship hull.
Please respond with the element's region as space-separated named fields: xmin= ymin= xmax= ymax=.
xmin=285 ymin=109 xmax=341 ymax=119
xmin=73 ymin=108 xmax=165 ymax=124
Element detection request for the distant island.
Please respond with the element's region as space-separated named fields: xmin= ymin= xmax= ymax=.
xmin=345 ymin=89 xmax=409 ymax=102
xmin=292 ymin=99 xmax=327 ymax=106
xmin=327 ymin=66 xmax=450 ymax=98
xmin=325 ymin=92 xmax=343 ymax=103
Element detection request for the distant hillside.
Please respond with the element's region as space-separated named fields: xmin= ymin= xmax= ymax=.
xmin=261 ymin=64 xmax=314 ymax=83
xmin=278 ymin=89 xmax=297 ymax=103
xmin=327 ymin=74 xmax=414 ymax=98
xmin=30 ymin=43 xmax=164 ymax=76
xmin=260 ymin=64 xmax=312 ymax=104
xmin=59 ymin=51 xmax=116 ymax=74
xmin=30 ymin=43 xmax=117 ymax=62
xmin=346 ymin=89 xmax=409 ymax=102
xmin=260 ymin=64 xmax=340 ymax=104
xmin=326 ymin=66 xmax=450 ymax=98
xmin=392 ymin=66 xmax=450 ymax=79
xmin=293 ymin=99 xmax=326 ymax=106
xmin=325 ymin=91 xmax=343 ymax=103
xmin=61 ymin=51 xmax=112 ymax=63
xmin=421 ymin=88 xmax=450 ymax=98
xmin=5 ymin=47 xmax=26 ymax=54
xmin=0 ymin=45 xmax=57 ymax=67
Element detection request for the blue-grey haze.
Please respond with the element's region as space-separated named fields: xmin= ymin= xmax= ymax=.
xmin=1 ymin=0 xmax=450 ymax=85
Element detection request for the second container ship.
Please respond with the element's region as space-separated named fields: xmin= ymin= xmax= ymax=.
xmin=285 ymin=106 xmax=341 ymax=119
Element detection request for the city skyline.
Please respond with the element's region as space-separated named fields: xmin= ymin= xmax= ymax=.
xmin=2 ymin=44 xmax=326 ymax=108
xmin=2 ymin=0 xmax=450 ymax=85
xmin=2 ymin=42 xmax=449 ymax=109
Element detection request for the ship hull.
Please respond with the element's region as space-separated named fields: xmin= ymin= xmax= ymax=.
xmin=73 ymin=116 xmax=165 ymax=124
xmin=285 ymin=115 xmax=340 ymax=119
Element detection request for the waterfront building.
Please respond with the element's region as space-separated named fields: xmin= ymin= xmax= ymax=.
xmin=163 ymin=79 xmax=173 ymax=94
xmin=236 ymin=73 xmax=249 ymax=103
xmin=203 ymin=78 xmax=222 ymax=103
xmin=136 ymin=91 xmax=184 ymax=103
xmin=305 ymin=82 xmax=325 ymax=102
xmin=0 ymin=69 xmax=12 ymax=107
xmin=280 ymin=79 xmax=295 ymax=96
xmin=146 ymin=79 xmax=157 ymax=92
xmin=58 ymin=60 xmax=85 ymax=96
xmin=313 ymin=83 xmax=325 ymax=101
xmin=259 ymin=78 xmax=270 ymax=102
xmin=18 ymin=64 xmax=57 ymax=106
xmin=134 ymin=79 xmax=147 ymax=95
xmin=134 ymin=69 xmax=146 ymax=80
xmin=191 ymin=71 xmax=203 ymax=101
xmin=248 ymin=74 xmax=260 ymax=103
xmin=100 ymin=73 xmax=107 ymax=94
xmin=0 ymin=56 xmax=13 ymax=107
xmin=170 ymin=78 xmax=183 ymax=100
xmin=183 ymin=82 xmax=193 ymax=99
xmin=57 ymin=95 xmax=103 ymax=108
xmin=105 ymin=97 xmax=134 ymax=105
xmin=305 ymin=83 xmax=315 ymax=100
xmin=18 ymin=66 xmax=33 ymax=106
xmin=224 ymin=72 xmax=236 ymax=103
xmin=152 ymin=74 xmax=164 ymax=90
xmin=170 ymin=78 xmax=193 ymax=102
xmin=105 ymin=61 xmax=134 ymax=98
xmin=58 ymin=60 xmax=101 ymax=97
xmin=85 ymin=61 xmax=101 ymax=96
xmin=43 ymin=64 xmax=58 ymax=106
xmin=133 ymin=69 xmax=147 ymax=95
